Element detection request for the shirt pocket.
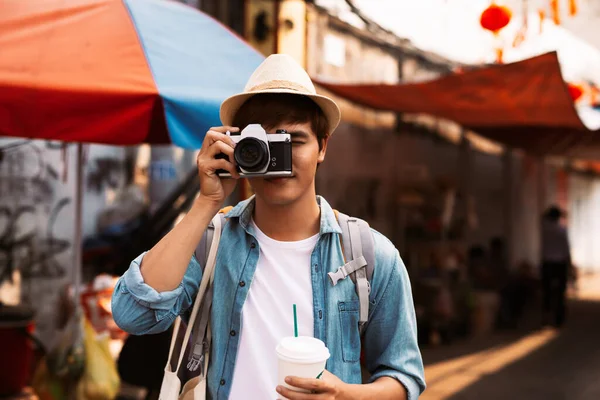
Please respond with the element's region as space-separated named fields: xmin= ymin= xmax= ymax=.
xmin=338 ymin=300 xmax=361 ymax=363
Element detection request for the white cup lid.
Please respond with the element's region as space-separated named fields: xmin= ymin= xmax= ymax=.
xmin=276 ymin=336 xmax=330 ymax=363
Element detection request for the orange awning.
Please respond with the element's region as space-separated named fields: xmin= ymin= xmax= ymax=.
xmin=315 ymin=52 xmax=600 ymax=159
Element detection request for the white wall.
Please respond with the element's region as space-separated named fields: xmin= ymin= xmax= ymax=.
xmin=568 ymin=173 xmax=600 ymax=272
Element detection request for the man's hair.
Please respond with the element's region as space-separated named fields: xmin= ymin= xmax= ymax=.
xmin=232 ymin=93 xmax=330 ymax=151
xmin=544 ymin=205 xmax=563 ymax=222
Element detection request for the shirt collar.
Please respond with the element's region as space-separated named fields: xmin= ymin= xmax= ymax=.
xmin=225 ymin=195 xmax=342 ymax=235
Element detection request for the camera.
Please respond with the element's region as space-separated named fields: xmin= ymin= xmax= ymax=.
xmin=216 ymin=124 xmax=292 ymax=178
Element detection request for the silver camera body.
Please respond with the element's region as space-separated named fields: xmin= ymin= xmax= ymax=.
xmin=216 ymin=124 xmax=293 ymax=178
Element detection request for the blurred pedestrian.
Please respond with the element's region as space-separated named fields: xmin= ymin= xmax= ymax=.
xmin=541 ymin=205 xmax=571 ymax=327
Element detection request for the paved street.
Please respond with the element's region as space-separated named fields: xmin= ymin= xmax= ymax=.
xmin=420 ymin=275 xmax=600 ymax=400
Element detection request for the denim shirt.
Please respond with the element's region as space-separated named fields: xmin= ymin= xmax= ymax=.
xmin=112 ymin=196 xmax=425 ymax=399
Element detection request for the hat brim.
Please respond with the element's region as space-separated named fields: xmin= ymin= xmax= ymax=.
xmin=220 ymin=89 xmax=341 ymax=135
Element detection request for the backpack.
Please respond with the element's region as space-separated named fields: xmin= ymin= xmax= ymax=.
xmin=188 ymin=206 xmax=375 ymax=371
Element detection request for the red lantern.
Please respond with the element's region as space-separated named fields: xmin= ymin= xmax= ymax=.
xmin=568 ymin=83 xmax=583 ymax=102
xmin=480 ymin=3 xmax=512 ymax=34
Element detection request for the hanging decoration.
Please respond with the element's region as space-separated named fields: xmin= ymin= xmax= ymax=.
xmin=539 ymin=0 xmax=578 ymax=29
xmin=550 ymin=0 xmax=560 ymax=25
xmin=569 ymin=0 xmax=578 ymax=16
xmin=480 ymin=2 xmax=512 ymax=63
xmin=480 ymin=1 xmax=581 ymax=65
xmin=495 ymin=48 xmax=504 ymax=64
xmin=480 ymin=2 xmax=512 ymax=34
xmin=567 ymin=83 xmax=584 ymax=102
xmin=512 ymin=0 xmax=529 ymax=48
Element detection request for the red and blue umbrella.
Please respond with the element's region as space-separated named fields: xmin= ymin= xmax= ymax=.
xmin=0 ymin=0 xmax=264 ymax=148
xmin=0 ymin=0 xmax=265 ymax=316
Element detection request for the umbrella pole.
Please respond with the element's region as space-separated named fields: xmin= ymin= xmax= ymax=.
xmin=62 ymin=143 xmax=85 ymax=399
xmin=73 ymin=143 xmax=83 ymax=313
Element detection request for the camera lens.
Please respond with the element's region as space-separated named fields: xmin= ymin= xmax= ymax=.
xmin=234 ymin=137 xmax=269 ymax=172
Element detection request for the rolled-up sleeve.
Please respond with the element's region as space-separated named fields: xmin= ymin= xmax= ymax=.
xmin=111 ymin=252 xmax=202 ymax=335
xmin=363 ymin=251 xmax=426 ymax=400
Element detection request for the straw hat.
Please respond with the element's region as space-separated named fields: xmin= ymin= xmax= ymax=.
xmin=220 ymin=54 xmax=341 ymax=134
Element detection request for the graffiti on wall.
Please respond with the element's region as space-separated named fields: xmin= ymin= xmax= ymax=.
xmin=87 ymin=157 xmax=125 ymax=193
xmin=0 ymin=141 xmax=71 ymax=283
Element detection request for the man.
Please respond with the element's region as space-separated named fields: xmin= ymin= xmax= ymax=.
xmin=112 ymin=54 xmax=425 ymax=400
xmin=541 ymin=205 xmax=571 ymax=327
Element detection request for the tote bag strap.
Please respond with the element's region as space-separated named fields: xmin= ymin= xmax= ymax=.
xmin=168 ymin=214 xmax=223 ymax=375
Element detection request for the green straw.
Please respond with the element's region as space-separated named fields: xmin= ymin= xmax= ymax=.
xmin=293 ymin=304 xmax=298 ymax=337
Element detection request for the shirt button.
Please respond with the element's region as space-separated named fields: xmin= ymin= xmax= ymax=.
xmin=230 ymin=330 xmax=236 ymax=336
xmin=250 ymin=242 xmax=256 ymax=249
xmin=239 ymin=281 xmax=246 ymax=287
xmin=220 ymin=379 xmax=226 ymax=386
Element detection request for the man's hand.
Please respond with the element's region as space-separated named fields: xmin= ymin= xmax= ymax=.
xmin=196 ymin=126 xmax=240 ymax=206
xmin=276 ymin=370 xmax=349 ymax=400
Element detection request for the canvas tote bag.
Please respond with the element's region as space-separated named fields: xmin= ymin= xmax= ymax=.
xmin=158 ymin=213 xmax=223 ymax=400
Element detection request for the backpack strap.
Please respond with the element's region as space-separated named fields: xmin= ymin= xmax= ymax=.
xmin=188 ymin=207 xmax=230 ymax=372
xmin=194 ymin=206 xmax=232 ymax=268
xmin=328 ymin=210 xmax=375 ymax=334
xmin=170 ymin=212 xmax=223 ymax=377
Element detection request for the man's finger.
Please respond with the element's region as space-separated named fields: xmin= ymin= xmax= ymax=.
xmin=284 ymin=376 xmax=329 ymax=392
xmin=275 ymin=385 xmax=325 ymax=400
xmin=204 ymin=140 xmax=235 ymax=163
xmin=201 ymin=159 xmax=239 ymax=178
xmin=209 ymin=126 xmax=239 ymax=133
xmin=204 ymin=130 xmax=237 ymax=149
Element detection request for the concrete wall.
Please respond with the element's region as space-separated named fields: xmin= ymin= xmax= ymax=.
xmin=0 ymin=139 xmax=133 ymax=345
xmin=317 ymin=124 xmax=507 ymax=264
xmin=318 ymin=124 xmax=573 ymax=273
xmin=306 ymin=7 xmax=400 ymax=130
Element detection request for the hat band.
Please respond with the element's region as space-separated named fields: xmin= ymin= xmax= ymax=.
xmin=247 ymin=80 xmax=314 ymax=94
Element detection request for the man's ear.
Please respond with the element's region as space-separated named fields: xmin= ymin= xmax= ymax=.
xmin=317 ymin=137 xmax=329 ymax=164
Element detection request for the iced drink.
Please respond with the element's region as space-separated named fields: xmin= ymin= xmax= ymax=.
xmin=276 ymin=336 xmax=330 ymax=397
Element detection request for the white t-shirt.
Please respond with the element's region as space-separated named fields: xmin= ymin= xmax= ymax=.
xmin=229 ymin=219 xmax=318 ymax=400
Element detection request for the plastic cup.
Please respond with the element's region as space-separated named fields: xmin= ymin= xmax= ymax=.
xmin=276 ymin=336 xmax=330 ymax=398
